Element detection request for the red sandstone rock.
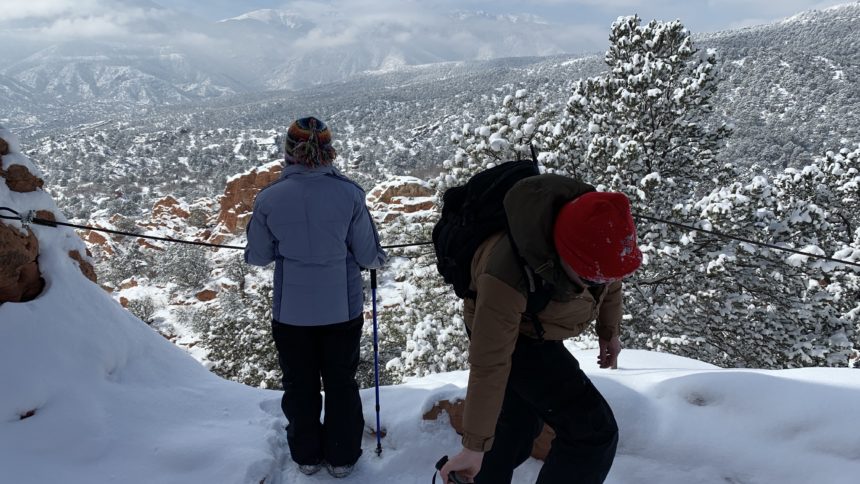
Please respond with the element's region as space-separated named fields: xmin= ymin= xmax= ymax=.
xmin=84 ymin=229 xmax=108 ymax=245
xmin=137 ymin=239 xmax=163 ymax=251
xmin=152 ymin=196 xmax=190 ymax=220
xmin=35 ymin=210 xmax=56 ymax=224
xmin=217 ymin=163 xmax=282 ymax=233
xmin=68 ymin=250 xmax=98 ymax=283
xmin=215 ymin=167 xmax=435 ymax=235
xmin=119 ymin=278 xmax=138 ymax=290
xmin=0 ymin=222 xmax=44 ymax=303
xmin=195 ymin=289 xmax=218 ymax=302
xmin=367 ymin=180 xmax=433 ymax=205
xmin=1 ymin=164 xmax=44 ymax=193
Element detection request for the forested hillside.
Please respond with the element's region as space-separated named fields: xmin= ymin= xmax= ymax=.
xmin=5 ymin=6 xmax=858 ymax=387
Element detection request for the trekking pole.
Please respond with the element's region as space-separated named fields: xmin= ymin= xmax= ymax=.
xmin=371 ymin=269 xmax=383 ymax=457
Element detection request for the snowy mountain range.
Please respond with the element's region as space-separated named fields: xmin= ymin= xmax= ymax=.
xmin=0 ymin=4 xmax=577 ymax=114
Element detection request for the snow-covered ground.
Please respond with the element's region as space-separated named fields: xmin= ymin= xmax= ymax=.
xmin=3 ymin=125 xmax=860 ymax=484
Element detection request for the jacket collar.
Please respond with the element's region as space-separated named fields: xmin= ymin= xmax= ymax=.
xmin=280 ymin=163 xmax=339 ymax=178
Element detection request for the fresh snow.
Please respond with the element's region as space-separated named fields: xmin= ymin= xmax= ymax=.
xmin=3 ymin=124 xmax=860 ymax=484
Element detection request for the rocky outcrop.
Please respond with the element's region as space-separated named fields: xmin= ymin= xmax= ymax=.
xmin=69 ymin=250 xmax=98 ymax=284
xmin=119 ymin=278 xmax=138 ymax=290
xmin=216 ymin=161 xmax=282 ymax=234
xmin=152 ymin=196 xmax=190 ymax=221
xmin=367 ymin=176 xmax=435 ymax=223
xmin=212 ymin=167 xmax=436 ymax=237
xmin=1 ymin=164 xmax=44 ymax=193
xmin=195 ymin=289 xmax=217 ymax=302
xmin=368 ymin=177 xmax=434 ymax=204
xmin=1 ymin=131 xmax=43 ymax=304
xmin=1 ymin=131 xmax=97 ymax=302
xmin=0 ymin=222 xmax=44 ymax=303
xmin=82 ymin=229 xmax=113 ymax=255
xmin=423 ymin=398 xmax=556 ymax=461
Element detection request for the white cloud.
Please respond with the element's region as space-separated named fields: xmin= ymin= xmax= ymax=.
xmin=0 ymin=0 xmax=106 ymax=21
xmin=0 ymin=0 xmax=215 ymax=47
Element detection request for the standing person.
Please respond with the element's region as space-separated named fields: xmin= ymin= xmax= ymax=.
xmin=245 ymin=117 xmax=386 ymax=478
xmin=439 ymin=174 xmax=642 ymax=483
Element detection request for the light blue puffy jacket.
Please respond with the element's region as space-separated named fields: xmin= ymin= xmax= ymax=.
xmin=244 ymin=164 xmax=386 ymax=325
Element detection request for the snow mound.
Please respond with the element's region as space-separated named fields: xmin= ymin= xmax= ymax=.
xmin=0 ymin=125 xmax=282 ymax=484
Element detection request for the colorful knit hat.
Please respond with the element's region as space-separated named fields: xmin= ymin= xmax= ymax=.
xmin=553 ymin=192 xmax=642 ymax=283
xmin=284 ymin=117 xmax=337 ymax=167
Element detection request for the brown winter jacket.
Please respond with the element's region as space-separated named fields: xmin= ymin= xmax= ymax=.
xmin=460 ymin=174 xmax=624 ymax=452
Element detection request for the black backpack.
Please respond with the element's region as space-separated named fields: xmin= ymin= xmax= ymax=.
xmin=432 ymin=159 xmax=553 ymax=338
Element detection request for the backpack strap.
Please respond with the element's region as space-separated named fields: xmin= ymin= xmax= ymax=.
xmin=506 ymin=231 xmax=551 ymax=342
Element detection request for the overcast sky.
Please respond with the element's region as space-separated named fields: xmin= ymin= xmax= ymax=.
xmin=0 ymin=0 xmax=855 ymax=58
xmin=164 ymin=0 xmax=855 ymax=31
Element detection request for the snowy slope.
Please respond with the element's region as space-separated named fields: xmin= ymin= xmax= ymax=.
xmin=0 ymin=125 xmax=282 ymax=483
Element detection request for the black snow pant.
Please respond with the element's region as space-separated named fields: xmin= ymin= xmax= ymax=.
xmin=271 ymin=316 xmax=364 ymax=467
xmin=474 ymin=336 xmax=618 ymax=484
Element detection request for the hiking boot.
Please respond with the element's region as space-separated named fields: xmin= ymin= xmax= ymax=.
xmin=325 ymin=462 xmax=355 ymax=478
xmin=297 ymin=463 xmax=322 ymax=475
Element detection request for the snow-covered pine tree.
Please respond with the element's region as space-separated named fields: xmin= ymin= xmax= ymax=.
xmin=442 ymin=88 xmax=556 ymax=190
xmin=682 ymin=146 xmax=859 ymax=367
xmin=192 ymin=259 xmax=280 ymax=389
xmin=556 ymin=15 xmax=730 ymax=191
xmin=159 ymin=244 xmax=212 ymax=289
xmin=372 ymin=214 xmax=469 ymax=380
xmin=765 ymin=147 xmax=859 ymax=366
xmin=547 ymin=16 xmax=736 ymax=362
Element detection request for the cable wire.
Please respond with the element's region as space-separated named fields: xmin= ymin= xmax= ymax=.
xmin=2 ymin=206 xmax=858 ymax=269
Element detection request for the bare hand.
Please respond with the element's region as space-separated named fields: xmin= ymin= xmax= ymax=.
xmin=598 ymin=336 xmax=621 ymax=369
xmin=439 ymin=448 xmax=484 ymax=483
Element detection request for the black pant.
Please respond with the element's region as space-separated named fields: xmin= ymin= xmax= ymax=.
xmin=271 ymin=316 xmax=364 ymax=467
xmin=475 ymin=337 xmax=618 ymax=484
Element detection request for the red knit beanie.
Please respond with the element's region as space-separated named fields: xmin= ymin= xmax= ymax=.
xmin=553 ymin=192 xmax=642 ymax=282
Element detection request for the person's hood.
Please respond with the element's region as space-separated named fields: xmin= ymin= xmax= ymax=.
xmin=503 ymin=174 xmax=595 ymax=295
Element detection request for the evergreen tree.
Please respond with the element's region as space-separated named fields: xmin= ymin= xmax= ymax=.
xmin=372 ymin=206 xmax=470 ymax=381
xmin=193 ymin=281 xmax=280 ymax=388
xmin=443 ymin=88 xmax=557 ymax=191
xmin=544 ymin=16 xmax=742 ymax=364
xmin=158 ymin=244 xmax=212 ymax=289
xmin=674 ymin=146 xmax=859 ymax=367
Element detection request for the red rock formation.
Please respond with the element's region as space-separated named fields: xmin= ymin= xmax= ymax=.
xmin=1 ymin=164 xmax=44 ymax=193
xmin=35 ymin=210 xmax=56 ymax=224
xmin=119 ymin=278 xmax=138 ymax=290
xmin=216 ymin=162 xmax=282 ymax=234
xmin=423 ymin=398 xmax=555 ymax=461
xmin=152 ymin=196 xmax=190 ymax=221
xmin=195 ymin=289 xmax=217 ymax=302
xmin=367 ymin=177 xmax=436 ymax=224
xmin=0 ymin=222 xmax=44 ymax=303
xmin=82 ymin=229 xmax=114 ymax=255
xmin=367 ymin=179 xmax=434 ymax=205
xmin=212 ymin=168 xmax=436 ymax=237
xmin=68 ymin=250 xmax=98 ymax=283
xmin=137 ymin=239 xmax=164 ymax=251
